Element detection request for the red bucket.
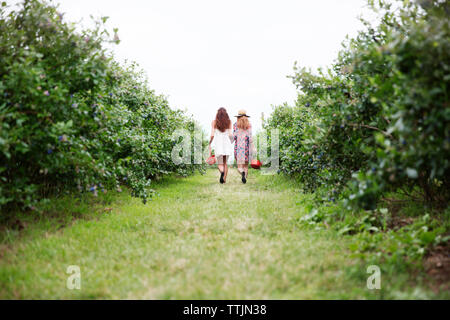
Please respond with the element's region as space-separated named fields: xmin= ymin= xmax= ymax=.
xmin=206 ymin=155 xmax=216 ymax=165
xmin=251 ymin=159 xmax=262 ymax=169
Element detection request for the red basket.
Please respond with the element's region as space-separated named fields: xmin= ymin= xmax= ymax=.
xmin=251 ymin=159 xmax=262 ymax=169
xmin=206 ymin=155 xmax=216 ymax=165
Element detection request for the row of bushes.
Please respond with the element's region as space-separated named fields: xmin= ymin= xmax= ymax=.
xmin=264 ymin=0 xmax=449 ymax=211
xmin=262 ymin=0 xmax=449 ymax=287
xmin=0 ymin=0 xmax=203 ymax=212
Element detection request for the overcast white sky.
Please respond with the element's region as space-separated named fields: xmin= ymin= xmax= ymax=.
xmin=13 ymin=0 xmax=374 ymax=132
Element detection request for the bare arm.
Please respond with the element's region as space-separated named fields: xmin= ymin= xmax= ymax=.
xmin=249 ymin=125 xmax=256 ymax=155
xmin=228 ymin=122 xmax=234 ymax=142
xmin=209 ymin=121 xmax=215 ymax=145
xmin=209 ymin=121 xmax=215 ymax=154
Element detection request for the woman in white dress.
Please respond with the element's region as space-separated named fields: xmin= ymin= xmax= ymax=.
xmin=209 ymin=108 xmax=233 ymax=184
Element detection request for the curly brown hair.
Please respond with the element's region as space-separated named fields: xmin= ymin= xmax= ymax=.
xmin=214 ymin=108 xmax=231 ymax=132
xmin=237 ymin=116 xmax=251 ymax=130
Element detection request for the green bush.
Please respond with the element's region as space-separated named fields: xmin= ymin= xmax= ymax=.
xmin=264 ymin=0 xmax=449 ymax=210
xmin=0 ymin=0 xmax=203 ymax=211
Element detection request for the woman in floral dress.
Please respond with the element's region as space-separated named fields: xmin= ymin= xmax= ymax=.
xmin=233 ymin=110 xmax=255 ymax=184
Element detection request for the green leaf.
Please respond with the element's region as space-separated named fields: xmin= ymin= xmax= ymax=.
xmin=419 ymin=232 xmax=436 ymax=245
xmin=338 ymin=226 xmax=353 ymax=235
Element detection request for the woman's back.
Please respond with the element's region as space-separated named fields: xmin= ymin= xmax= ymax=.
xmin=233 ymin=110 xmax=254 ymax=183
xmin=233 ymin=122 xmax=253 ymax=164
xmin=209 ymin=108 xmax=233 ymax=184
xmin=212 ymin=120 xmax=233 ymax=157
xmin=233 ymin=122 xmax=251 ymax=136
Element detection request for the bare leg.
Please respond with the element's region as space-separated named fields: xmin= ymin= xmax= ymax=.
xmin=217 ymin=156 xmax=225 ymax=184
xmin=244 ymin=162 xmax=249 ymax=178
xmin=223 ymin=156 xmax=229 ymax=182
xmin=238 ymin=162 xmax=247 ymax=184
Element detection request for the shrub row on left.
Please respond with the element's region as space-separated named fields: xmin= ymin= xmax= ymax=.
xmin=0 ymin=0 xmax=203 ymax=212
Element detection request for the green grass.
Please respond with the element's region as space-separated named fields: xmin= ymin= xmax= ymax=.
xmin=0 ymin=169 xmax=443 ymax=299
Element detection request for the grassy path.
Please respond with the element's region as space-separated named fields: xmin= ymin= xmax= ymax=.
xmin=0 ymin=169 xmax=375 ymax=299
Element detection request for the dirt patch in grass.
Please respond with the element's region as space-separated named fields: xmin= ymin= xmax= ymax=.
xmin=386 ymin=215 xmax=415 ymax=231
xmin=424 ymin=242 xmax=450 ymax=293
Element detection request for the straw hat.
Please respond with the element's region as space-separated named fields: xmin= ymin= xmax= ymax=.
xmin=234 ymin=110 xmax=250 ymax=118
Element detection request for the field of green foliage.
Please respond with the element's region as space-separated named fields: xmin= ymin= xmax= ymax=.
xmin=262 ymin=0 xmax=449 ymax=292
xmin=0 ymin=0 xmax=448 ymax=299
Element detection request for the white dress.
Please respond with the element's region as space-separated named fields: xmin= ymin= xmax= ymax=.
xmin=213 ymin=128 xmax=233 ymax=157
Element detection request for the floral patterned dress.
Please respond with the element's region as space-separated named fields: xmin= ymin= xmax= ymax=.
xmin=233 ymin=123 xmax=253 ymax=164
